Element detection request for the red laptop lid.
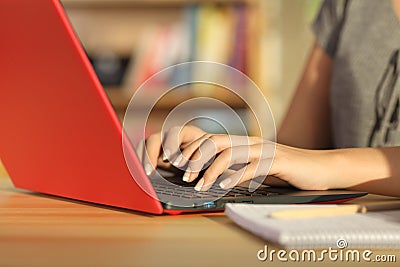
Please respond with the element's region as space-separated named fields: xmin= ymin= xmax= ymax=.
xmin=0 ymin=0 xmax=163 ymax=214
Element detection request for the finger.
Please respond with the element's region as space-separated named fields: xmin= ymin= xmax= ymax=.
xmin=186 ymin=136 xmax=262 ymax=183
xmin=162 ymin=125 xmax=206 ymax=165
xmin=188 ymin=134 xmax=240 ymax=182
xmin=219 ymin=158 xmax=273 ymax=189
xmin=197 ymin=144 xmax=258 ymax=191
xmin=174 ymin=133 xmax=211 ymax=167
xmin=160 ymin=126 xmax=182 ymax=163
xmin=179 ymin=134 xmax=256 ymax=168
xmin=143 ymin=133 xmax=162 ymax=176
xmin=185 ymin=136 xmax=225 ymax=183
xmin=156 ymin=154 xmax=173 ymax=169
xmin=194 ymin=147 xmax=232 ymax=191
xmin=198 ymin=144 xmax=266 ymax=191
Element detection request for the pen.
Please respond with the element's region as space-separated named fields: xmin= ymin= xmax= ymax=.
xmin=269 ymin=202 xmax=400 ymax=219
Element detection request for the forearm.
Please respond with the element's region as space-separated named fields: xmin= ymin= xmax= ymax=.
xmin=278 ymin=43 xmax=333 ymax=149
xmin=328 ymin=147 xmax=400 ymax=197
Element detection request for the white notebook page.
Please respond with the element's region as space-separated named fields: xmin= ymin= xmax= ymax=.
xmin=225 ymin=204 xmax=400 ymax=249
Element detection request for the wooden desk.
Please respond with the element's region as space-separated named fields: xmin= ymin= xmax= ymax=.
xmin=1 ymin=176 xmax=399 ymax=267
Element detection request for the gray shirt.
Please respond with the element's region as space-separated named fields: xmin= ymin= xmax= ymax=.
xmin=312 ymin=0 xmax=400 ymax=148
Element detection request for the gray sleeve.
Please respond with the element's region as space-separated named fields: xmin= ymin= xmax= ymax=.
xmin=312 ymin=0 xmax=349 ymax=58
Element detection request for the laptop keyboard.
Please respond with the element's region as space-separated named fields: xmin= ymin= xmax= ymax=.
xmin=152 ymin=179 xmax=279 ymax=199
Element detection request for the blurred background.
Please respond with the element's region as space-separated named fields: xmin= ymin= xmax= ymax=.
xmin=0 ymin=0 xmax=321 ymax=177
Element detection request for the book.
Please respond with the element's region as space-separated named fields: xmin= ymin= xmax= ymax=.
xmin=123 ymin=3 xmax=248 ymax=93
xmin=225 ymin=203 xmax=400 ymax=249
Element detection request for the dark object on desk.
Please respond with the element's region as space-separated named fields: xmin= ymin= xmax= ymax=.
xmin=88 ymin=52 xmax=131 ymax=86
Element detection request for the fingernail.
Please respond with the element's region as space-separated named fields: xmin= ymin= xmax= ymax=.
xmin=162 ymin=149 xmax=170 ymax=162
xmin=201 ymin=180 xmax=213 ymax=191
xmin=194 ymin=178 xmax=204 ymax=191
xmin=219 ymin=178 xmax=232 ymax=189
xmin=144 ymin=164 xmax=152 ymax=176
xmin=182 ymin=167 xmax=191 ymax=182
xmin=173 ymin=154 xmax=182 ymax=166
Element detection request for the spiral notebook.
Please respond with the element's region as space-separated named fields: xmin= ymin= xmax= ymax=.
xmin=225 ymin=203 xmax=400 ymax=249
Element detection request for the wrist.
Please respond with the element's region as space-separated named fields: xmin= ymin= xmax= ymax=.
xmin=320 ymin=149 xmax=349 ymax=189
xmin=323 ymin=148 xmax=392 ymax=190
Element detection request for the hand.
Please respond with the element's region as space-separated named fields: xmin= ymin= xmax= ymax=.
xmin=136 ymin=125 xmax=206 ymax=176
xmin=139 ymin=125 xmax=336 ymax=192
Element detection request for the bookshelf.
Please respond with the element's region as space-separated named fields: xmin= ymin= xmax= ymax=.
xmin=61 ymin=0 xmax=319 ymax=134
xmin=61 ymin=0 xmax=262 ymax=133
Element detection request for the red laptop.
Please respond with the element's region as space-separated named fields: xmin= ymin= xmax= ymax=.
xmin=0 ymin=0 xmax=367 ymax=215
